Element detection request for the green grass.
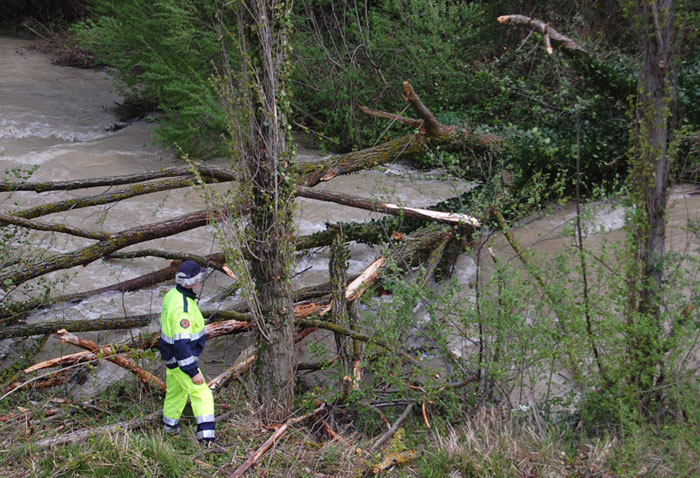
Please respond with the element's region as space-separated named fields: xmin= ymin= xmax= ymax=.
xmin=2 ymin=377 xmax=700 ymax=477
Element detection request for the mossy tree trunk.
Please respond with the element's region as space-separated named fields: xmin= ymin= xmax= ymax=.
xmin=216 ymin=0 xmax=298 ymax=422
xmin=328 ymin=226 xmax=352 ymax=378
xmin=623 ymin=0 xmax=676 ymax=413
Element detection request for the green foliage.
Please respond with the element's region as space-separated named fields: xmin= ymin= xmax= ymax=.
xmin=335 ymin=193 xmax=700 ymax=434
xmin=65 ymin=0 xmax=700 ymax=198
xmin=71 ymin=0 xmax=232 ymax=158
xmin=291 ymin=0 xmax=640 ymax=202
xmin=292 ymin=0 xmax=504 ymax=150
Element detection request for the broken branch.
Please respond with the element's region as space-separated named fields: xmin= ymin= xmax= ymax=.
xmin=228 ymin=403 xmax=326 ymax=478
xmin=54 ymin=329 xmax=166 ymax=391
xmin=497 ymin=15 xmax=585 ymax=52
xmin=296 ymin=187 xmax=480 ymax=229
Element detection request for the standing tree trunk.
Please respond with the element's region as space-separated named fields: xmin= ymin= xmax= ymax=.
xmin=623 ymin=0 xmax=676 ymax=412
xmin=328 ymin=226 xmax=352 ymax=379
xmin=214 ymin=0 xmax=297 ymax=421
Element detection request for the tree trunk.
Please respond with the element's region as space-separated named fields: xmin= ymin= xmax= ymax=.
xmin=328 ymin=227 xmax=352 ymax=376
xmin=299 ymin=82 xmax=500 ymax=188
xmin=625 ymin=0 xmax=675 ymax=410
xmin=216 ymin=0 xmax=298 ymax=422
xmin=0 ymin=164 xmax=234 ymax=193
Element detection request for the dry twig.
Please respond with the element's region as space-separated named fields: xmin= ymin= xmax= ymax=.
xmin=228 ymin=403 xmax=326 ymax=478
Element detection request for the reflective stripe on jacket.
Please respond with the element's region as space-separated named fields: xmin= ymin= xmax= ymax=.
xmin=158 ymin=285 xmax=206 ymax=377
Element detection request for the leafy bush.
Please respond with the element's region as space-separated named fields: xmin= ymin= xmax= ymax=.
xmin=71 ymin=0 xmax=233 ymax=158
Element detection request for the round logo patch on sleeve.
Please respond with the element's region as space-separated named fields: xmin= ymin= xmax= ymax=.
xmin=180 ymin=318 xmax=190 ymax=329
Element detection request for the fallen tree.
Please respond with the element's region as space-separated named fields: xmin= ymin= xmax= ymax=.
xmin=1 ymin=82 xmax=489 ymax=302
xmin=0 ymin=83 xmax=488 ymax=427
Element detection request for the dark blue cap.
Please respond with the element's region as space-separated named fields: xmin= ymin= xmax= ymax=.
xmin=177 ymin=260 xmax=206 ymax=279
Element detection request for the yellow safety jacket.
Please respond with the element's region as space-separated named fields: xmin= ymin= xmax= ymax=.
xmin=158 ymin=285 xmax=206 ymax=378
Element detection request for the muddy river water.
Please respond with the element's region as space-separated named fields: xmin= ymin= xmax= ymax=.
xmin=2 ymin=36 xmax=699 ymax=402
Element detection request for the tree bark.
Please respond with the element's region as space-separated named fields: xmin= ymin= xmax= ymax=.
xmin=299 ymin=82 xmax=500 ymax=188
xmin=328 ymin=227 xmax=352 ymax=376
xmin=217 ymin=0 xmax=299 ymax=422
xmin=10 ymin=176 xmax=218 ymax=221
xmin=624 ymin=0 xmax=675 ymax=409
xmin=0 ymin=315 xmax=154 ymax=340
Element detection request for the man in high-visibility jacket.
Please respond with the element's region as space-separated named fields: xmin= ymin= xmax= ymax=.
xmin=158 ymin=260 xmax=215 ymax=445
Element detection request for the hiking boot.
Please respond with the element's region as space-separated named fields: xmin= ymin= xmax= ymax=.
xmin=164 ymin=423 xmax=181 ymax=435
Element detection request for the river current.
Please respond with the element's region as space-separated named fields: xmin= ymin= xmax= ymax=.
xmin=1 ymin=35 xmax=699 ymax=402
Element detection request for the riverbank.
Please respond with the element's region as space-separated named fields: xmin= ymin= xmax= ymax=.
xmin=2 ymin=31 xmax=700 ymax=478
xmin=2 ymin=384 xmax=698 ymax=477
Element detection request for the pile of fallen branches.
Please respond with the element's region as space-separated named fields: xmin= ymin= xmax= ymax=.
xmin=0 ymin=82 xmax=498 ymax=471
xmin=0 ymin=82 xmax=485 ymax=327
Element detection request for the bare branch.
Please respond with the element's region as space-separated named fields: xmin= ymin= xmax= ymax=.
xmin=0 ymin=164 xmax=234 ymax=192
xmin=296 ymin=187 xmax=480 ymax=228
xmin=54 ymin=329 xmax=166 ymax=391
xmin=497 ymin=15 xmax=585 ymax=52
xmin=0 ymin=209 xmax=212 ymax=288
xmin=357 ymin=104 xmax=423 ymax=128
xmin=228 ymin=403 xmax=326 ymax=478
